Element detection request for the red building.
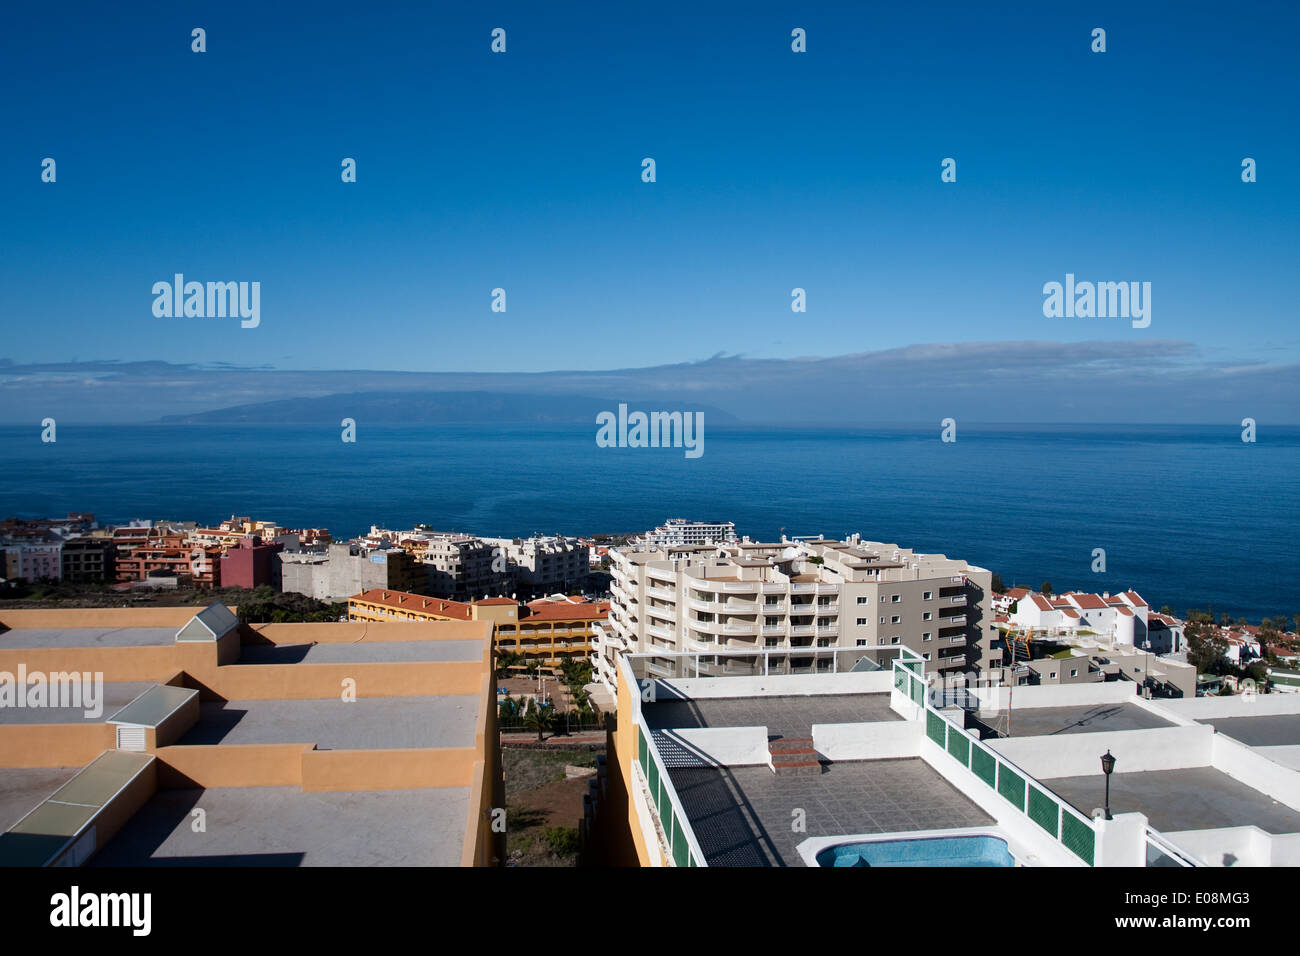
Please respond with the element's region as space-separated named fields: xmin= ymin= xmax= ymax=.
xmin=220 ymin=536 xmax=284 ymax=590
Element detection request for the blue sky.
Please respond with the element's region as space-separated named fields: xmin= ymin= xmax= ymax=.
xmin=1 ymin=0 xmax=1297 ymax=379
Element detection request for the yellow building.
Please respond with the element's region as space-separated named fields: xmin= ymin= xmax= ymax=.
xmin=348 ymin=589 xmax=608 ymax=666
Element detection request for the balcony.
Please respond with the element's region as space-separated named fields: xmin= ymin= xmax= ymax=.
xmin=815 ymin=627 xmax=839 ymax=639
xmin=761 ymin=583 xmax=786 ymax=593
xmin=789 ymin=625 xmax=813 ymax=636
xmin=688 ymin=598 xmax=722 ymax=614
xmin=949 ymin=595 xmax=967 ymax=606
xmin=722 ymin=581 xmax=760 ymax=592
xmin=722 ymin=622 xmax=758 ymax=636
xmin=790 ymin=583 xmax=817 ymax=594
xmin=723 ymin=600 xmax=758 ymax=613
xmin=648 ymin=567 xmax=676 ymax=583
xmin=761 ymin=625 xmax=786 ymax=636
xmin=647 ymin=586 xmax=676 ymax=601
xmin=940 ymin=615 xmax=967 ymax=627
xmin=947 ymin=634 xmax=968 ymax=646
xmin=647 ymin=623 xmax=673 ymax=640
xmin=816 ymin=584 xmax=840 ymax=594
xmin=761 ymin=602 xmax=787 ymax=613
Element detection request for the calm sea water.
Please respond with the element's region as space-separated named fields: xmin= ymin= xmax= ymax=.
xmin=1 ymin=423 xmax=1296 ymax=621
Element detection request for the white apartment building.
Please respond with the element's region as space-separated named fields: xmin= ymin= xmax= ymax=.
xmin=639 ymin=519 xmax=738 ymax=548
xmin=1008 ymin=590 xmax=1149 ymax=645
xmin=479 ymin=535 xmax=590 ymax=597
xmin=593 ymin=534 xmax=993 ymax=689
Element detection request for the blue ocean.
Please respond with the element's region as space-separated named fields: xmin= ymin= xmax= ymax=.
xmin=1 ymin=423 xmax=1296 ymax=621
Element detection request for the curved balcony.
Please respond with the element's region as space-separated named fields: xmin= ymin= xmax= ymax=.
xmin=722 ymin=600 xmax=758 ymax=613
xmin=647 ymin=586 xmax=676 ymax=601
xmin=721 ymin=581 xmax=760 ymax=592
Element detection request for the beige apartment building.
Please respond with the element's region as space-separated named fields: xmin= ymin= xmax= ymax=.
xmin=593 ymin=535 xmax=995 ymax=689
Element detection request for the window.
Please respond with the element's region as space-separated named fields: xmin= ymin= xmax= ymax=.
xmin=856 ymin=617 xmax=867 ymax=626
xmin=891 ymin=636 xmax=901 ymax=645
xmin=880 ymin=617 xmax=886 ymax=624
xmin=1048 ymin=672 xmax=1057 ymax=679
xmin=891 ymin=615 xmax=900 ymax=624
xmin=923 ymin=591 xmax=932 ymax=600
xmin=765 ymin=638 xmax=779 ymax=648
xmin=891 ymin=594 xmax=901 ymax=603
xmin=856 ymin=596 xmax=868 ymax=605
xmin=922 ymin=653 xmax=931 ymax=661
xmin=923 ymin=632 xmax=932 ymax=641
xmin=923 ymin=611 xmax=933 ymax=621
xmin=856 ymin=639 xmax=867 ymax=646
xmin=1070 ymin=669 xmax=1078 ymax=678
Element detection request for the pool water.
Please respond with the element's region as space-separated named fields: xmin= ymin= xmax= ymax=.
xmin=816 ymin=835 xmax=1015 ymax=867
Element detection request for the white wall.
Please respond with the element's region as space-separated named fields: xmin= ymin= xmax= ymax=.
xmin=987 ymin=725 xmax=1214 ymax=779
xmin=651 ymin=670 xmax=893 ymax=700
xmin=1150 ymin=694 xmax=1300 ymax=721
xmin=654 ymin=726 xmax=772 ymax=768
xmin=1211 ymin=733 xmax=1300 ymax=812
xmin=1161 ymin=826 xmax=1273 ymax=868
xmin=812 ymin=721 xmax=920 ymax=761
xmin=975 ymin=681 xmax=1137 ymax=715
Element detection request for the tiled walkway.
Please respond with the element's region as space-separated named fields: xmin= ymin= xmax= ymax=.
xmin=671 ymin=758 xmax=993 ymax=866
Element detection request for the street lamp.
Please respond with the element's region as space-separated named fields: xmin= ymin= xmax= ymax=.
xmin=1101 ymin=750 xmax=1116 ymax=820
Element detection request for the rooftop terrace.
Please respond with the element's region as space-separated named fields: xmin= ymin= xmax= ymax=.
xmin=672 ymin=758 xmax=993 ymax=866
xmin=981 ymin=702 xmax=1174 ymax=738
xmin=1046 ymin=767 xmax=1300 ymax=835
xmin=179 ymin=696 xmax=480 ymax=750
xmin=89 ymin=785 xmax=469 ymax=866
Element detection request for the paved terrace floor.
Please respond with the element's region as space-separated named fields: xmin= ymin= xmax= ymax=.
xmin=1196 ymin=715 xmax=1300 ymax=748
xmin=0 ymin=681 xmax=155 ymax=724
xmin=671 ymin=758 xmax=994 ymax=866
xmin=0 ymin=627 xmax=177 ymax=649
xmin=237 ymin=639 xmax=484 ymax=664
xmin=645 ymin=694 xmax=899 ymax=738
xmin=0 ymin=767 xmax=81 ymax=832
xmin=1046 ymin=767 xmax=1300 ymax=835
xmin=89 ymin=786 xmax=469 ymax=866
xmin=179 ymin=696 xmax=480 ymax=749
xmin=981 ymin=703 xmax=1174 ymax=738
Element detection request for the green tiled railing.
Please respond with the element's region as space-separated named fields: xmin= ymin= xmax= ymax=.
xmin=970 ymin=743 xmax=997 ymax=788
xmin=1027 ymin=785 xmax=1060 ymax=837
xmin=636 ymin=720 xmax=707 ymax=867
xmin=900 ymin=652 xmax=1098 ymax=867
xmin=997 ymin=764 xmax=1026 ymax=809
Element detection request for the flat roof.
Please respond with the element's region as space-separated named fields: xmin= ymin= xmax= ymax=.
xmin=1046 ymin=767 xmax=1300 ymax=835
xmin=980 ymin=703 xmax=1175 ymax=738
xmin=672 ymin=758 xmax=994 ymax=866
xmin=0 ymin=626 xmax=177 ymax=649
xmin=1196 ymin=715 xmax=1300 ymax=748
xmin=179 ymin=697 xmax=479 ymax=750
xmin=0 ymin=766 xmax=80 ymax=832
xmin=644 ymin=694 xmax=899 ymax=737
xmin=237 ymin=639 xmax=485 ymax=665
xmin=0 ymin=681 xmax=155 ymax=725
xmin=88 ymin=785 xmax=469 ymax=866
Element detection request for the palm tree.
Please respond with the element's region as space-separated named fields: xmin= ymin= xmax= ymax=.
xmin=522 ymin=699 xmax=556 ymax=742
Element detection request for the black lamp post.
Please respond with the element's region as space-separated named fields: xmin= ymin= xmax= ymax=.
xmin=1101 ymin=750 xmax=1116 ymax=820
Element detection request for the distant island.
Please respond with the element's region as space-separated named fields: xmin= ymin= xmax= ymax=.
xmin=159 ymin=390 xmax=741 ymax=425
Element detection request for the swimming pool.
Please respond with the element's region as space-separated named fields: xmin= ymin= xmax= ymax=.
xmin=814 ymin=834 xmax=1016 ymax=867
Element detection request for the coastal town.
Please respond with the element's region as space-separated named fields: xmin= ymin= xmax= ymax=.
xmin=3 ymin=512 xmax=1297 ymax=697
xmin=3 ymin=512 xmax=1300 ymax=873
